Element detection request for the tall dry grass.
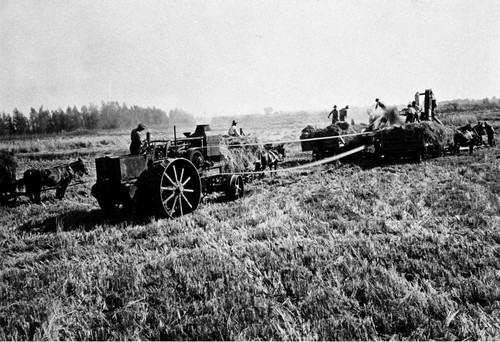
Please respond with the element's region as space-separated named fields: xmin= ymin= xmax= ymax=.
xmin=439 ymin=113 xmax=478 ymax=126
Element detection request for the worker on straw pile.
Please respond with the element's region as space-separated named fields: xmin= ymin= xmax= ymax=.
xmin=375 ymin=98 xmax=386 ymax=111
xmin=130 ymin=123 xmax=146 ymax=155
xmin=411 ymin=101 xmax=421 ymax=120
xmin=405 ymin=104 xmax=420 ymax=124
xmin=228 ymin=120 xmax=241 ymax=137
xmin=328 ymin=105 xmax=339 ymax=123
xmin=328 ymin=105 xmax=339 ymax=124
xmin=339 ymin=105 xmax=349 ymax=121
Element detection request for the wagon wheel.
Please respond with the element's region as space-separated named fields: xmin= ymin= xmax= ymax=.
xmin=226 ymin=175 xmax=244 ymax=201
xmin=188 ymin=149 xmax=206 ymax=172
xmin=136 ymin=159 xmax=201 ymax=218
xmin=159 ymin=159 xmax=202 ymax=217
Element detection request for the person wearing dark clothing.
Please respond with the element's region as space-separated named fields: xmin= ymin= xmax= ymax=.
xmin=375 ymin=98 xmax=386 ymax=110
xmin=485 ymin=123 xmax=496 ymax=147
xmin=411 ymin=101 xmax=420 ymax=114
xmin=328 ymin=105 xmax=339 ymax=124
xmin=339 ymin=105 xmax=349 ymax=121
xmin=130 ymin=123 xmax=146 ymax=155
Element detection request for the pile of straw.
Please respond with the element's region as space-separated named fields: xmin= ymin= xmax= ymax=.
xmin=404 ymin=122 xmax=455 ymax=150
xmin=301 ymin=123 xmax=368 ymax=149
xmin=300 ymin=124 xmax=342 ymax=139
xmin=219 ymin=136 xmax=260 ymax=173
xmin=366 ymin=106 xmax=404 ymax=131
xmin=335 ymin=121 xmax=350 ymax=130
xmin=383 ymin=107 xmax=404 ymax=126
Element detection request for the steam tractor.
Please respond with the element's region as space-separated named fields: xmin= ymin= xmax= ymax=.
xmin=91 ymin=125 xmax=244 ymax=218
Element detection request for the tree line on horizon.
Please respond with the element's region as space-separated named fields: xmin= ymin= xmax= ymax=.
xmin=0 ymin=102 xmax=195 ymax=136
xmin=438 ymin=96 xmax=500 ymax=113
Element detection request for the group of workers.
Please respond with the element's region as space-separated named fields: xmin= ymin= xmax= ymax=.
xmin=327 ymin=97 xmax=440 ymax=126
xmin=328 ymin=105 xmax=349 ymax=124
xmin=403 ymin=101 xmax=421 ymax=124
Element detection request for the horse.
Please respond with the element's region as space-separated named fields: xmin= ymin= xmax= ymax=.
xmin=254 ymin=144 xmax=286 ymax=176
xmin=453 ymin=124 xmax=480 ymax=155
xmin=18 ymin=158 xmax=88 ymax=204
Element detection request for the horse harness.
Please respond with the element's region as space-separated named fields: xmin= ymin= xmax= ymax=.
xmin=40 ymin=163 xmax=76 ymax=187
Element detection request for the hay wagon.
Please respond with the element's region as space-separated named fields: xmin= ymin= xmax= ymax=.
xmin=91 ymin=125 xmax=244 ymax=218
xmin=300 ymin=135 xmax=341 ymax=160
xmin=373 ymin=127 xmax=436 ymax=162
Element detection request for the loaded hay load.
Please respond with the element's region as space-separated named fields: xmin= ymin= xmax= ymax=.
xmin=376 ymin=121 xmax=455 ymax=160
xmin=300 ymin=124 xmax=341 ymax=139
xmin=300 ymin=124 xmax=342 ymax=154
xmin=219 ymin=136 xmax=261 ymax=173
xmin=300 ymin=122 xmax=369 ymax=151
xmin=403 ymin=121 xmax=455 ymax=151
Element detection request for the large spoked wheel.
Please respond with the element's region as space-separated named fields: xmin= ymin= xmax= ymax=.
xmin=226 ymin=175 xmax=244 ymax=201
xmin=159 ymin=159 xmax=201 ymax=217
xmin=136 ymin=159 xmax=201 ymax=218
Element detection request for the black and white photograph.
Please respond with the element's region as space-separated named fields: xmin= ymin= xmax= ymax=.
xmin=1 ymin=0 xmax=499 ymax=340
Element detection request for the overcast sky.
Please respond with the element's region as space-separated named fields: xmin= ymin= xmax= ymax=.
xmin=1 ymin=0 xmax=499 ymax=116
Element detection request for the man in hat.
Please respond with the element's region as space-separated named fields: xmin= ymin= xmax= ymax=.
xmin=130 ymin=123 xmax=146 ymax=155
xmin=228 ymin=120 xmax=241 ymax=137
xmin=339 ymin=105 xmax=349 ymax=121
xmin=328 ymin=105 xmax=339 ymax=124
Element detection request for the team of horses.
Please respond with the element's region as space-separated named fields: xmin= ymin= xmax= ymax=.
xmin=254 ymin=144 xmax=286 ymax=176
xmin=453 ymin=121 xmax=496 ymax=155
xmin=0 ymin=156 xmax=87 ymax=204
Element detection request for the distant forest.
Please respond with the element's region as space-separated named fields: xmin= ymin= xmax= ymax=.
xmin=438 ymin=97 xmax=500 ymax=113
xmin=0 ymin=102 xmax=195 ymax=136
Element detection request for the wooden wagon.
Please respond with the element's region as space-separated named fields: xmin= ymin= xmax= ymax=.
xmin=300 ymin=135 xmax=341 ymax=160
xmin=373 ymin=127 xmax=436 ymax=162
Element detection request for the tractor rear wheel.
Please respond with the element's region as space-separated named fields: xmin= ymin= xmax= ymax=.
xmin=135 ymin=158 xmax=201 ymax=218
